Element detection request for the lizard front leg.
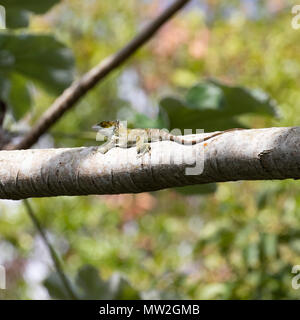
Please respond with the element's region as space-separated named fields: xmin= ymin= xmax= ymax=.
xmin=98 ymin=138 xmax=116 ymax=154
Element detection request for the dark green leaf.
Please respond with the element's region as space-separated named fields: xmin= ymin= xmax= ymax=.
xmin=1 ymin=0 xmax=60 ymax=29
xmin=75 ymin=265 xmax=141 ymax=300
xmin=0 ymin=33 xmax=74 ymax=94
xmin=9 ymin=73 xmax=31 ymax=120
xmin=209 ymin=79 xmax=278 ymax=117
xmin=0 ymin=73 xmax=10 ymax=100
xmin=160 ymin=80 xmax=278 ymax=132
xmin=5 ymin=9 xmax=29 ymax=29
xmin=110 ymin=275 xmax=141 ymax=300
xmin=175 ymin=183 xmax=217 ymax=195
xmin=75 ymin=265 xmax=113 ymax=300
xmin=160 ymin=96 xmax=245 ymax=132
xmin=43 ymin=272 xmax=75 ymax=300
xmin=185 ymin=82 xmax=224 ymax=110
xmin=129 ymin=112 xmax=167 ymax=129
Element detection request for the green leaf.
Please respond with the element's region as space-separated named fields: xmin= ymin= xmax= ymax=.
xmin=43 ymin=265 xmax=140 ymax=300
xmin=43 ymin=272 xmax=75 ymax=300
xmin=5 ymin=9 xmax=29 ymax=29
xmin=110 ymin=275 xmax=141 ymax=300
xmin=185 ymin=82 xmax=224 ymax=110
xmin=1 ymin=0 xmax=60 ymax=29
xmin=209 ymin=79 xmax=278 ymax=117
xmin=261 ymin=233 xmax=278 ymax=259
xmin=75 ymin=265 xmax=141 ymax=300
xmin=129 ymin=112 xmax=167 ymax=129
xmin=0 ymin=33 xmax=74 ymax=94
xmin=160 ymin=80 xmax=278 ymax=132
xmin=175 ymin=183 xmax=217 ymax=195
xmin=159 ymin=97 xmax=203 ymax=131
xmin=9 ymin=73 xmax=31 ymax=120
xmin=160 ymin=96 xmax=244 ymax=132
xmin=0 ymin=73 xmax=10 ymax=100
xmin=244 ymin=242 xmax=260 ymax=268
xmin=75 ymin=265 xmax=113 ymax=300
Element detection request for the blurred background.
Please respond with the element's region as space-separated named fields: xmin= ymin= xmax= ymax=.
xmin=0 ymin=0 xmax=300 ymax=299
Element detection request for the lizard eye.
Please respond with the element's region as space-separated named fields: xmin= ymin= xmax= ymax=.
xmin=99 ymin=121 xmax=111 ymax=128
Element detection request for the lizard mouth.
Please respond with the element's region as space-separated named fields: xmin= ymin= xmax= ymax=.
xmin=92 ymin=125 xmax=100 ymax=131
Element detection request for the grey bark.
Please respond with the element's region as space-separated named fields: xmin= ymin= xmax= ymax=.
xmin=0 ymin=127 xmax=299 ymax=200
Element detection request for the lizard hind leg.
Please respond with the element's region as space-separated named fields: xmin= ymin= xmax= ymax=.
xmin=137 ymin=143 xmax=151 ymax=158
xmin=136 ymin=136 xmax=151 ymax=158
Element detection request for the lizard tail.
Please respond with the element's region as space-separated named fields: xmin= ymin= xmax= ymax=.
xmin=167 ymin=128 xmax=243 ymax=145
xmin=169 ymin=134 xmax=205 ymax=145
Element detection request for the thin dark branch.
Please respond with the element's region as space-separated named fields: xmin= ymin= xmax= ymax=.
xmin=5 ymin=0 xmax=191 ymax=150
xmin=0 ymin=100 xmax=6 ymax=128
xmin=23 ymin=199 xmax=78 ymax=300
xmin=0 ymin=100 xmax=11 ymax=149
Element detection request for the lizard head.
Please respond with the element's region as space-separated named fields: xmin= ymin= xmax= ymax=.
xmin=92 ymin=120 xmax=119 ymax=137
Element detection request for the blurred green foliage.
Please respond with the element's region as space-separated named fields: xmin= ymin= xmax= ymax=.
xmin=0 ymin=33 xmax=74 ymax=119
xmin=0 ymin=0 xmax=74 ymax=122
xmin=0 ymin=0 xmax=59 ymax=28
xmin=44 ymin=265 xmax=141 ymax=299
xmin=0 ymin=0 xmax=300 ymax=300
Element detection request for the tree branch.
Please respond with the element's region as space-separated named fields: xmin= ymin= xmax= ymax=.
xmin=23 ymin=199 xmax=78 ymax=300
xmin=5 ymin=0 xmax=191 ymax=151
xmin=1 ymin=127 xmax=299 ymax=200
xmin=0 ymin=100 xmax=11 ymax=148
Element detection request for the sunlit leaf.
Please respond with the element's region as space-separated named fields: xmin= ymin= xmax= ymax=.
xmin=185 ymin=82 xmax=224 ymax=110
xmin=261 ymin=233 xmax=278 ymax=259
xmin=129 ymin=112 xmax=165 ymax=129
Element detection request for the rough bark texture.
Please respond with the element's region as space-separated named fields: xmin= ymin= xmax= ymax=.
xmin=0 ymin=127 xmax=299 ymax=200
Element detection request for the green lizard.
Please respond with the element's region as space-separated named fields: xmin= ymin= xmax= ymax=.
xmin=92 ymin=120 xmax=242 ymax=157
